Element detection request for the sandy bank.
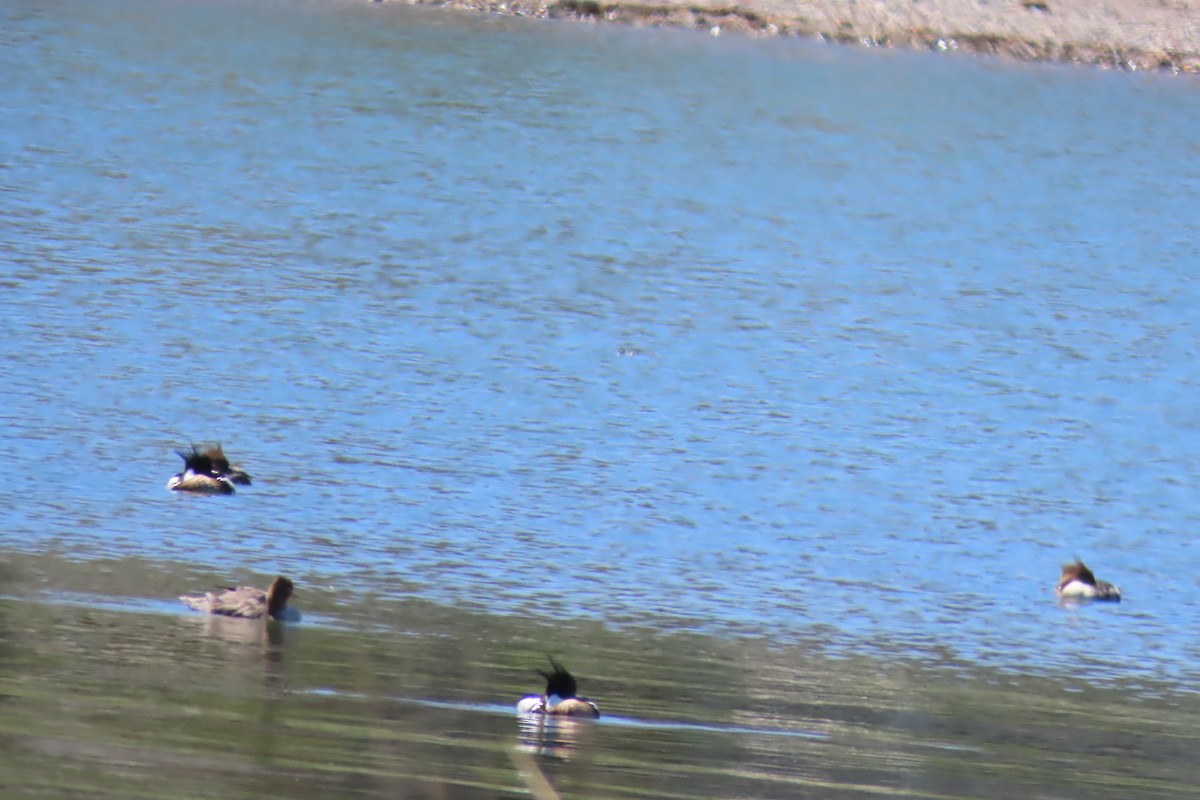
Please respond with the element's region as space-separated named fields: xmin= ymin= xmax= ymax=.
xmin=391 ymin=0 xmax=1200 ymax=73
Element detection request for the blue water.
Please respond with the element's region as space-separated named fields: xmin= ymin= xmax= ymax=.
xmin=3 ymin=0 xmax=1200 ymax=687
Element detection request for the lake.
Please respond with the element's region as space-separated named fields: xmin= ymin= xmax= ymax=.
xmin=2 ymin=0 xmax=1199 ymax=796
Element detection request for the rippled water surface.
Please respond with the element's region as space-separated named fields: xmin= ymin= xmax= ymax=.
xmin=3 ymin=0 xmax=1200 ymax=795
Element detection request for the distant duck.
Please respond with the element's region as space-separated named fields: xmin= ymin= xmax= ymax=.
xmin=1056 ymin=559 xmax=1121 ymax=602
xmin=167 ymin=447 xmax=235 ymax=494
xmin=180 ymin=576 xmax=296 ymax=620
xmin=517 ymin=657 xmax=600 ymax=718
xmin=166 ymin=444 xmax=250 ymax=494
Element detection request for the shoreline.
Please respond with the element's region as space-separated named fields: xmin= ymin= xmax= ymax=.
xmin=393 ymin=0 xmax=1200 ymax=73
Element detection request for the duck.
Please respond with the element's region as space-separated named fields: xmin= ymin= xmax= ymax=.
xmin=517 ymin=657 xmax=600 ymax=718
xmin=166 ymin=446 xmax=237 ymax=494
xmin=199 ymin=444 xmax=251 ymax=485
xmin=180 ymin=576 xmax=296 ymax=620
xmin=1055 ymin=559 xmax=1121 ymax=602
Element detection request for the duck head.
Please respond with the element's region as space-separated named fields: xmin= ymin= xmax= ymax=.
xmin=266 ymin=576 xmax=294 ymax=619
xmin=537 ymin=657 xmax=580 ymax=701
xmin=176 ymin=446 xmax=218 ymax=476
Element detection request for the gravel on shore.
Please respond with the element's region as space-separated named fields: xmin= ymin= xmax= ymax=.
xmin=389 ymin=0 xmax=1200 ymax=73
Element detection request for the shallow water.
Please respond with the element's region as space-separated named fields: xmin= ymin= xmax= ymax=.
xmin=4 ymin=587 xmax=1200 ymax=800
xmin=2 ymin=0 xmax=1200 ymax=795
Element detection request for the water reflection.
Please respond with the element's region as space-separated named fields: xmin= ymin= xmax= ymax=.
xmin=179 ymin=613 xmax=292 ymax=694
xmin=516 ymin=714 xmax=596 ymax=760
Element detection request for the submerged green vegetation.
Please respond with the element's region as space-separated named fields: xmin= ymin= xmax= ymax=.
xmin=2 ymin=552 xmax=1198 ymax=799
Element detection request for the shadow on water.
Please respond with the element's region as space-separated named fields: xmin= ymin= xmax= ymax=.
xmin=2 ymin=552 xmax=1199 ymax=799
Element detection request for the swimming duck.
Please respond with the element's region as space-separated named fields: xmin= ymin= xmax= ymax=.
xmin=180 ymin=576 xmax=296 ymax=620
xmin=517 ymin=657 xmax=600 ymax=718
xmin=199 ymin=444 xmax=251 ymax=485
xmin=166 ymin=447 xmax=236 ymax=494
xmin=1056 ymin=559 xmax=1121 ymax=602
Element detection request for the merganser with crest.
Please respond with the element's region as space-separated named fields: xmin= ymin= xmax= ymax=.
xmin=517 ymin=657 xmax=600 ymax=718
xmin=1055 ymin=559 xmax=1121 ymax=602
xmin=166 ymin=445 xmax=250 ymax=494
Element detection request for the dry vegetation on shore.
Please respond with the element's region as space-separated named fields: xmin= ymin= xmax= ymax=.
xmin=392 ymin=0 xmax=1200 ymax=73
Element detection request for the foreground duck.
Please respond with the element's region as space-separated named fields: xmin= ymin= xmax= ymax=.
xmin=1055 ymin=559 xmax=1121 ymax=602
xmin=166 ymin=445 xmax=250 ymax=494
xmin=517 ymin=658 xmax=600 ymax=718
xmin=180 ymin=576 xmax=296 ymax=620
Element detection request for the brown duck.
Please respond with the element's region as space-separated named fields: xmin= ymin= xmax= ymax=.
xmin=180 ymin=576 xmax=296 ymax=620
xmin=1055 ymin=559 xmax=1121 ymax=602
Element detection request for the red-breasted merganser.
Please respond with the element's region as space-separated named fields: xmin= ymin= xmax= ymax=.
xmin=517 ymin=658 xmax=600 ymax=718
xmin=166 ymin=446 xmax=237 ymax=494
xmin=1056 ymin=559 xmax=1121 ymax=602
